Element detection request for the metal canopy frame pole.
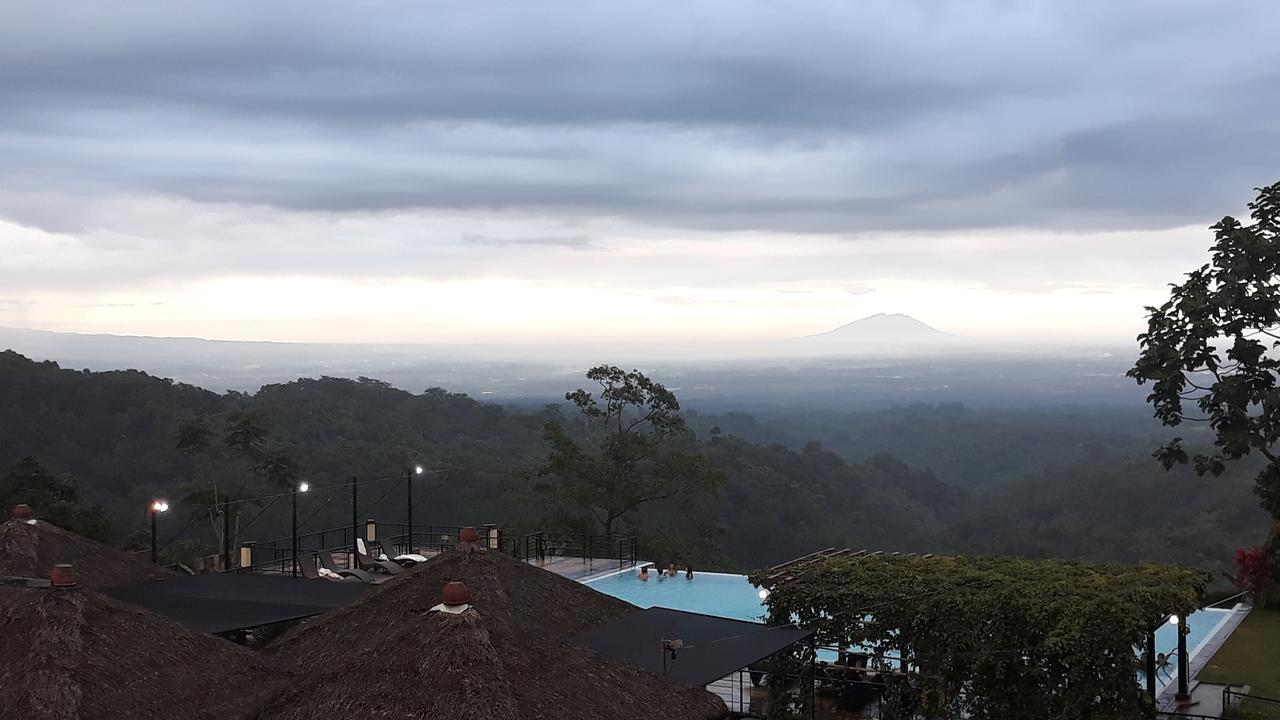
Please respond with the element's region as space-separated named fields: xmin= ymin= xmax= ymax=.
xmin=349 ymin=476 xmax=358 ymax=557
xmin=1146 ymin=629 xmax=1157 ymax=699
xmin=222 ymin=502 xmax=231 ymax=571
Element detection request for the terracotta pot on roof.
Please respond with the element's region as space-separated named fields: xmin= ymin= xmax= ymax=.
xmin=442 ymin=581 xmax=470 ymax=606
xmin=459 ymin=526 xmax=480 ymax=544
xmin=11 ymin=504 xmax=32 ymax=521
xmin=50 ymin=564 xmax=77 ymax=589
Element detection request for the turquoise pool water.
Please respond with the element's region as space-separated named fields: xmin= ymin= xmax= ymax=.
xmin=586 ymin=570 xmax=768 ymax=622
xmin=585 ymin=569 xmax=1234 ymax=689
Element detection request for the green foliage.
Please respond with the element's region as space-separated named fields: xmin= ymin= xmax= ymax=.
xmin=752 ymin=555 xmax=1211 ymax=720
xmin=0 ymin=350 xmax=1268 ymax=578
xmin=524 ymin=365 xmax=724 ymax=538
xmin=1129 ymin=181 xmax=1280 ymax=520
xmin=0 ymin=457 xmax=114 ymax=542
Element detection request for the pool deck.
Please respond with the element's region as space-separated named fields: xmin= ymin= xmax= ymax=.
xmin=531 ymin=556 xmax=640 ymax=581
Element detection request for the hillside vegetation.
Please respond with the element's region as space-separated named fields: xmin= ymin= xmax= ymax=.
xmin=0 ymin=350 xmax=1266 ymax=576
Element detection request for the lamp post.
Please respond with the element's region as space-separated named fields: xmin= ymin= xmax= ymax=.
xmin=1175 ymin=615 xmax=1191 ymax=704
xmin=406 ymin=465 xmax=424 ymax=555
xmin=291 ymin=481 xmax=310 ymax=577
xmin=148 ymin=500 xmax=169 ymax=564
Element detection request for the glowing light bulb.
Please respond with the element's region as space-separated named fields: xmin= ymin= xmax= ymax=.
xmin=150 ymin=500 xmax=169 ymax=513
xmin=758 ymin=588 xmax=770 ymax=600
xmin=414 ymin=465 xmax=425 ymax=475
xmin=298 ymin=482 xmax=310 ymax=493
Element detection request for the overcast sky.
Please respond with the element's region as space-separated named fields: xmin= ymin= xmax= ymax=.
xmin=1 ymin=1 xmax=1277 ymax=345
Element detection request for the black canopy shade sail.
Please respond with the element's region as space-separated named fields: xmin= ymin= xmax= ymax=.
xmin=572 ymin=606 xmax=814 ymax=688
xmin=103 ymin=572 xmax=369 ymax=635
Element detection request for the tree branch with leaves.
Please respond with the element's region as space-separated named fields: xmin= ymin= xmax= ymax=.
xmin=1129 ymin=181 xmax=1280 ymax=585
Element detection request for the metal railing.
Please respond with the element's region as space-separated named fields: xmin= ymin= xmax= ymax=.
xmin=1223 ymin=687 xmax=1280 ymax=711
xmin=520 ymin=531 xmax=638 ymax=570
xmin=236 ymin=524 xmax=631 ymax=575
xmin=237 ymin=525 xmax=356 ymax=574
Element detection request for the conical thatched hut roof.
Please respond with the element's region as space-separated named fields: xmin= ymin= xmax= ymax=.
xmin=264 ymin=547 xmax=727 ymax=720
xmin=0 ymin=581 xmax=290 ymax=720
xmin=0 ymin=516 xmax=171 ymax=588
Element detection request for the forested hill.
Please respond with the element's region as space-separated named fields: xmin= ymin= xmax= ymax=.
xmin=0 ymin=350 xmax=1268 ymax=576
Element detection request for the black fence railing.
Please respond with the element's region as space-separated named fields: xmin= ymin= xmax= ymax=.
xmin=520 ymin=531 xmax=638 ymax=571
xmin=237 ymin=525 xmax=357 ymax=574
xmin=235 ymin=524 xmax=631 ymax=575
xmin=1223 ymin=687 xmax=1280 ymax=712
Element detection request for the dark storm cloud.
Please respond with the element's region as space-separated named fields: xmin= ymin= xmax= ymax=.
xmin=0 ymin=1 xmax=1278 ymax=234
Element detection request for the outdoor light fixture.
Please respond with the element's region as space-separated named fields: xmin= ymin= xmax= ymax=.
xmin=1167 ymin=615 xmax=1180 ymax=626
xmin=290 ymin=482 xmax=310 ymax=576
xmin=414 ymin=465 xmax=425 ymax=475
xmin=758 ymin=588 xmax=770 ymax=600
xmin=148 ymin=499 xmax=169 ymax=564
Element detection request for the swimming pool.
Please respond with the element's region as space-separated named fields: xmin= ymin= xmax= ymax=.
xmin=586 ymin=570 xmax=769 ymax=622
xmin=584 ymin=568 xmax=1235 ymax=690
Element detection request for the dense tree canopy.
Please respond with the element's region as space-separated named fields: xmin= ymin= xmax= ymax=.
xmin=0 ymin=350 xmax=1267 ymax=577
xmin=0 ymin=457 xmax=113 ymax=542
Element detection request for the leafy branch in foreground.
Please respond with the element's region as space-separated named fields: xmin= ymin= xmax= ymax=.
xmin=1129 ymin=181 xmax=1280 ymax=589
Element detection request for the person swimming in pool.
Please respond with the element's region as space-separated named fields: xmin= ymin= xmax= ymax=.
xmin=667 ymin=562 xmax=679 ymax=577
xmin=638 ymin=565 xmax=650 ymax=581
xmin=685 ymin=564 xmax=694 ymax=579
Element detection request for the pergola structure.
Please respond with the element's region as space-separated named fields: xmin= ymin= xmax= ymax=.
xmin=751 ymin=549 xmax=1212 ymax=718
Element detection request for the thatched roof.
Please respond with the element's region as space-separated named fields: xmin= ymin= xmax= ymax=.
xmin=0 ymin=518 xmax=171 ymax=588
xmin=264 ymin=548 xmax=727 ymax=720
xmin=0 ymin=583 xmax=290 ymax=720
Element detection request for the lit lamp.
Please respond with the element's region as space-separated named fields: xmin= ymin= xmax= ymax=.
xmin=291 ymin=481 xmax=310 ymax=578
xmin=148 ymin=500 xmax=169 ymax=564
xmin=405 ymin=465 xmax=424 ymax=556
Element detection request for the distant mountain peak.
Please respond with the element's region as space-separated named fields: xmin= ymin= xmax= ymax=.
xmin=809 ymin=313 xmax=949 ymax=340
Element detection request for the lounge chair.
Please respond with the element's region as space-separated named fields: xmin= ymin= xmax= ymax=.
xmin=316 ymin=550 xmax=380 ymax=583
xmin=352 ymin=539 xmax=403 ymax=575
xmin=373 ymin=538 xmax=427 ymax=565
xmin=297 ymin=553 xmax=360 ymax=583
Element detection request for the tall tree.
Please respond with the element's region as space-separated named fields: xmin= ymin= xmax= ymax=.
xmin=173 ymin=411 xmax=299 ymax=561
xmin=527 ymin=365 xmax=723 ymax=539
xmin=1129 ymin=181 xmax=1280 ymax=552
